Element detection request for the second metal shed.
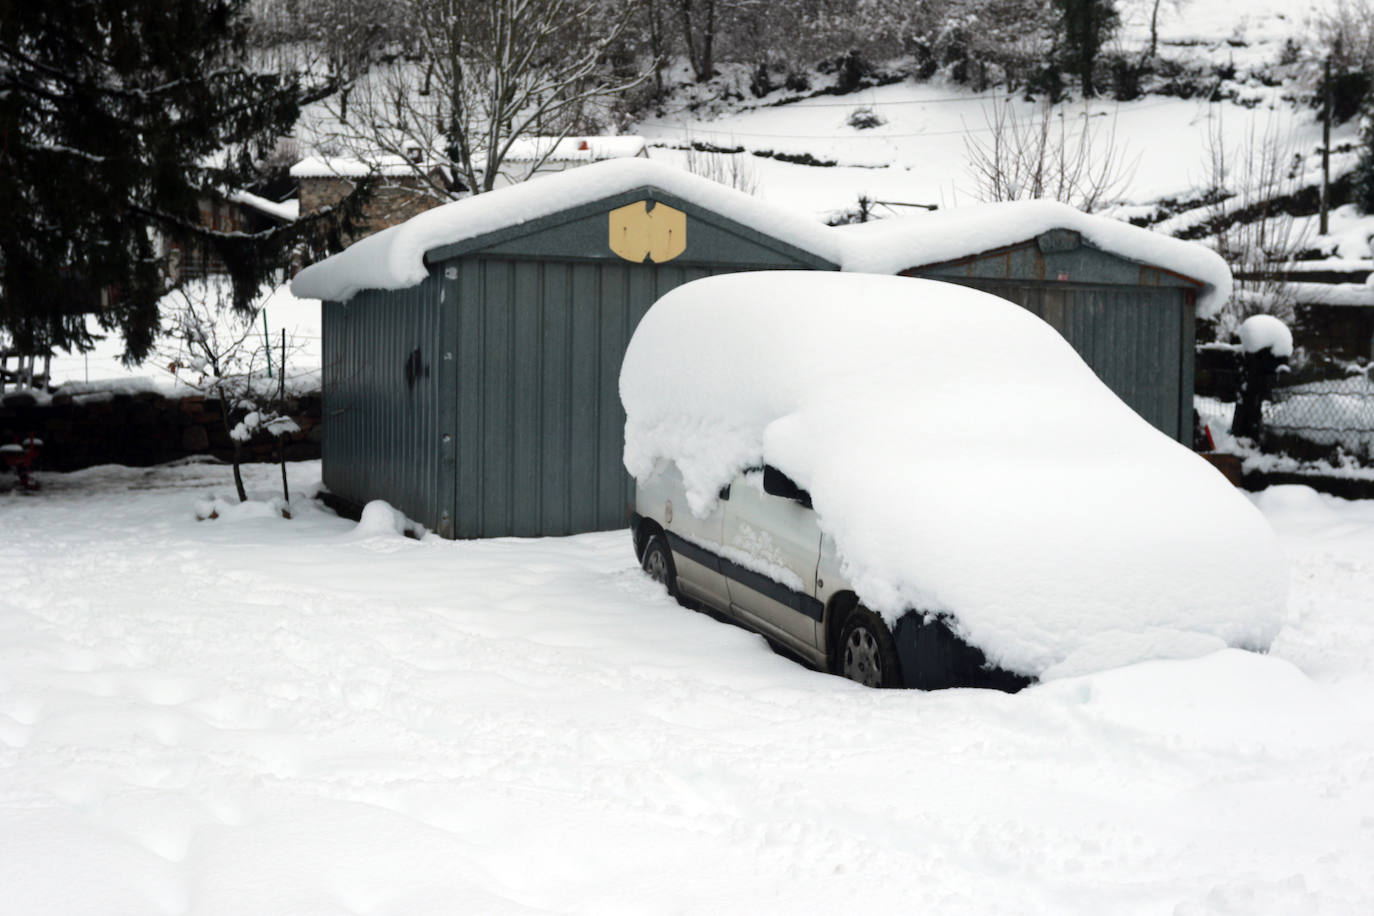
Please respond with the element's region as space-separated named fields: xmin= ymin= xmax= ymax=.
xmin=838 ymin=205 xmax=1226 ymax=445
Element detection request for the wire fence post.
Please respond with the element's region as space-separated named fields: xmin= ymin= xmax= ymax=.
xmin=279 ymin=328 xmax=289 ymax=506
xmin=1232 ymin=347 xmax=1286 ymax=442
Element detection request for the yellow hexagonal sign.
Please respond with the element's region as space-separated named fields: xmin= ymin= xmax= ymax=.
xmin=608 ymin=200 xmax=686 ymax=263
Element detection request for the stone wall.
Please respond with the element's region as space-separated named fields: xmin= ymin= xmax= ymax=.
xmin=0 ymin=390 xmax=322 ymax=472
xmin=298 ymin=176 xmax=442 ymax=244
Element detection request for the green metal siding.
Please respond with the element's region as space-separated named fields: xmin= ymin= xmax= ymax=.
xmin=321 ymin=269 xmax=448 ymax=531
xmin=911 ymin=235 xmax=1202 ymax=444
xmin=450 ymin=257 xmax=729 ymax=538
xmin=923 ymin=278 xmax=1193 ymax=442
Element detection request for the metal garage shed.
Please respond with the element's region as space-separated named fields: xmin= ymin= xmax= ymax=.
xmin=839 ymin=203 xmax=1226 ymax=446
xmin=294 ymin=169 xmax=1229 ymax=539
xmin=293 ymin=160 xmax=840 ymax=538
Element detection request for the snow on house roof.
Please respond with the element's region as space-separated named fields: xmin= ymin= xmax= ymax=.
xmin=1280 ymin=258 xmax=1374 ymax=274
xmin=228 ymin=190 xmax=299 ymax=222
xmin=497 ymin=135 xmax=648 ymax=163
xmin=289 ymin=154 xmax=431 ymax=179
xmin=290 ymin=160 xmax=1232 ymax=315
xmin=1289 ymin=281 xmax=1374 ymax=307
xmin=837 ymin=199 xmax=1233 ymax=317
xmin=291 ymin=158 xmax=843 ymax=301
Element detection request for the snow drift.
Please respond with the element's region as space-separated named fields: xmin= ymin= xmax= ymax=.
xmin=620 ymin=271 xmax=1287 ymax=679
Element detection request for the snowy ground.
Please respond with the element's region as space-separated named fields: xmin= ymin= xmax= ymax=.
xmin=2 ymin=461 xmax=1374 ymax=914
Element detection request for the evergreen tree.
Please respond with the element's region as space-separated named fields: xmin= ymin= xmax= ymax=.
xmin=1052 ymin=0 xmax=1118 ymax=97
xmin=0 ymin=0 xmax=357 ymax=362
xmin=1356 ymin=113 xmax=1374 ymax=214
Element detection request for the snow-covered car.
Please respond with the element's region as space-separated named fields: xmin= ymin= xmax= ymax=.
xmin=621 ymin=272 xmax=1288 ymax=690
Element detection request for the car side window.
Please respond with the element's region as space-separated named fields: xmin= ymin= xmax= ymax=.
xmin=762 ymin=464 xmax=812 ymax=509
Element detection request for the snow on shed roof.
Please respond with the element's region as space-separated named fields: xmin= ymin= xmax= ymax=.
xmin=290 ymin=161 xmax=1231 ymax=315
xmin=837 ymin=199 xmax=1233 ymax=317
xmin=497 ymin=135 xmax=648 ymax=162
xmin=291 ymin=158 xmax=843 ymax=301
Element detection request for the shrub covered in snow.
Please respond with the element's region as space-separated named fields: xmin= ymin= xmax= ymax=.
xmin=1238 ymin=313 xmax=1294 ymax=357
xmin=621 ymin=272 xmax=1287 ymax=679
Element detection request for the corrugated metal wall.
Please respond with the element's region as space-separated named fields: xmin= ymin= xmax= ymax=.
xmin=452 ymin=257 xmax=724 ymax=538
xmin=321 ymin=270 xmax=450 ymax=531
xmin=937 ymin=279 xmax=1193 ymax=442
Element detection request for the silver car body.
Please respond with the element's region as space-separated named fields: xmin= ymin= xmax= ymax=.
xmin=635 ymin=459 xmax=849 ymax=669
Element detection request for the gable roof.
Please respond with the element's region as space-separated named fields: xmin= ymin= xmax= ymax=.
xmin=291 ymin=160 xmax=1231 ymax=316
xmin=836 ymin=200 xmax=1231 ymax=314
xmin=290 ymin=158 xmax=842 ymax=302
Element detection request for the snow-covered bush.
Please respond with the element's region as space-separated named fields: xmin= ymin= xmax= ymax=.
xmin=159 ymin=281 xmax=305 ymax=503
xmin=846 ymin=106 xmax=885 ymax=130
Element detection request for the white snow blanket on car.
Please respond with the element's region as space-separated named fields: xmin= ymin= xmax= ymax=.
xmin=620 ymin=272 xmax=1287 ymax=679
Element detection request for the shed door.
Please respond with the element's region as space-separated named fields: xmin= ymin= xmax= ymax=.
xmin=451 ymin=257 xmax=728 ymax=538
xmin=944 ymin=281 xmax=1189 ymax=443
xmin=1027 ymin=286 xmax=1186 ymax=441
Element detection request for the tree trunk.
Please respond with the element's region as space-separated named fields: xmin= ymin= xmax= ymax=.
xmin=220 ymin=397 xmax=248 ymax=502
xmin=231 ymin=444 xmax=247 ymax=503
xmin=677 ymin=0 xmax=715 ymax=82
xmin=1149 ymin=0 xmax=1160 ymax=60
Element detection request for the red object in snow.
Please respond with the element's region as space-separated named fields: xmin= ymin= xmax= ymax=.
xmin=1 ymin=434 xmax=42 ymax=490
xmin=1203 ymin=424 xmax=1216 ymax=451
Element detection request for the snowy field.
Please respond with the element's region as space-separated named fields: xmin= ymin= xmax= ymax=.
xmin=2 ymin=461 xmax=1374 ymax=913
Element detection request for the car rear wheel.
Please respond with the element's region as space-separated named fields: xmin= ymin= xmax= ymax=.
xmin=836 ymin=605 xmax=903 ymax=688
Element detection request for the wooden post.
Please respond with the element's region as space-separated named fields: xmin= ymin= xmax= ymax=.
xmin=279 ymin=328 xmax=289 ymax=505
xmin=1321 ymin=55 xmax=1331 ymax=236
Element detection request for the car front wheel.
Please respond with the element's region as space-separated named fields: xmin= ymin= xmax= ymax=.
xmin=836 ymin=605 xmax=903 ymax=688
xmin=640 ymin=533 xmax=679 ymax=598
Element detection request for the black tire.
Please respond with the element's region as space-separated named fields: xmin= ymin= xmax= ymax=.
xmin=894 ymin=612 xmax=1033 ymax=693
xmin=835 ymin=605 xmax=903 ymax=688
xmin=640 ymin=533 xmax=680 ymax=599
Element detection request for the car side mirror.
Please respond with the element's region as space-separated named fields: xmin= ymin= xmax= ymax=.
xmin=763 ymin=465 xmax=812 ymax=508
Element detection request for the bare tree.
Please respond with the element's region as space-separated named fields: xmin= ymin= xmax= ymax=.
xmin=159 ymin=283 xmax=303 ymax=504
xmin=1318 ymin=0 xmax=1374 ymax=73
xmin=1201 ymin=109 xmax=1312 ymax=340
xmin=964 ymin=97 xmax=1137 ymax=212
xmin=682 ymin=141 xmax=759 ymax=194
xmin=310 ymin=0 xmax=652 ymax=199
xmin=677 ymin=0 xmax=718 ymax=83
xmin=1142 ymin=0 xmax=1190 ymax=62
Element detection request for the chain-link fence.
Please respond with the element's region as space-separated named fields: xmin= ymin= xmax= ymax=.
xmin=1266 ymin=373 xmax=1374 ymax=461
xmin=1194 ymin=344 xmax=1374 ymax=464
